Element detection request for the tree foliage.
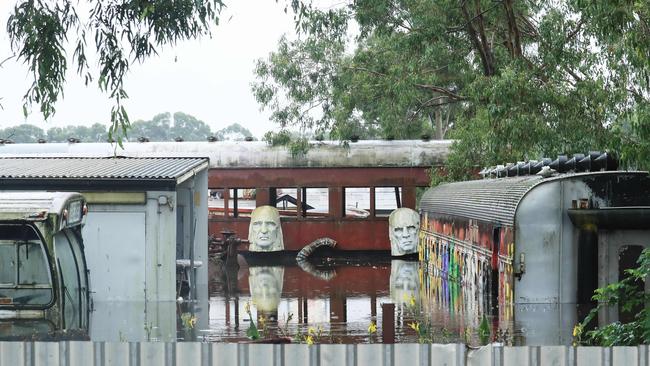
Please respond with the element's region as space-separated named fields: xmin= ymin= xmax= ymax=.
xmin=1 ymin=112 xmax=250 ymax=142
xmin=255 ymin=0 xmax=650 ymax=179
xmin=214 ymin=122 xmax=254 ymax=141
xmin=7 ymin=0 xmax=224 ymax=144
xmin=0 ymin=122 xmax=107 ymax=142
xmin=576 ymin=248 xmax=650 ymax=346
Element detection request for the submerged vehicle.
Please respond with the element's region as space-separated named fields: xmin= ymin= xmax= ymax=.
xmin=0 ymin=192 xmax=90 ymax=340
xmin=418 ymin=154 xmax=650 ymax=344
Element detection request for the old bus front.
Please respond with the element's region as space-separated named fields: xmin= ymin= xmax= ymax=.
xmin=0 ymin=192 xmax=90 ymax=340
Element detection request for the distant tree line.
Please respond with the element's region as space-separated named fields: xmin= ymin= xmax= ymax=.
xmin=0 ymin=112 xmax=255 ymax=143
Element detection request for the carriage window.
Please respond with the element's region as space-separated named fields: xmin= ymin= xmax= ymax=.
xmin=305 ymin=188 xmax=329 ymax=217
xmin=344 ymin=188 xmax=371 ymax=218
xmin=55 ymin=231 xmax=84 ymax=328
xmin=0 ymin=224 xmax=53 ymax=307
xmin=375 ymin=187 xmax=402 ymax=217
xmin=208 ymin=188 xmax=257 ymax=217
xmin=275 ymin=187 xmax=299 ymax=218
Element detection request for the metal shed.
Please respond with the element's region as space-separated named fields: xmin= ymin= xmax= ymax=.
xmin=0 ymin=157 xmax=209 ymax=341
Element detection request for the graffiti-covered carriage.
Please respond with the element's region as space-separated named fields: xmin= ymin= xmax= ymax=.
xmin=418 ymin=155 xmax=650 ymax=343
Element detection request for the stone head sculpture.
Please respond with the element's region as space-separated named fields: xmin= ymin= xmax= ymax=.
xmin=248 ymin=205 xmax=284 ymax=252
xmin=249 ymin=266 xmax=284 ymax=319
xmin=389 ymin=207 xmax=420 ymax=256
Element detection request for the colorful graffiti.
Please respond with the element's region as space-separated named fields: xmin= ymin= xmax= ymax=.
xmin=418 ymin=212 xmax=514 ymax=338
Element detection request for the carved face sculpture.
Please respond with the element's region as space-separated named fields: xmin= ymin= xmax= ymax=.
xmin=249 ymin=266 xmax=284 ymax=316
xmin=248 ymin=206 xmax=283 ymax=252
xmin=389 ymin=208 xmax=420 ymax=256
xmin=390 ymin=260 xmax=420 ymax=306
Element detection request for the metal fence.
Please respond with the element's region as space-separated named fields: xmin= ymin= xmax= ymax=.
xmin=0 ymin=342 xmax=648 ymax=366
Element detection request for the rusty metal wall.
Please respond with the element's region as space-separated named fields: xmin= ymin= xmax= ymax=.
xmin=0 ymin=342 xmax=648 ymax=366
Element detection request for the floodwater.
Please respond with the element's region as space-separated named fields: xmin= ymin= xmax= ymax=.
xmin=1 ymin=256 xmax=586 ymax=345
xmin=199 ymin=258 xmax=585 ymax=346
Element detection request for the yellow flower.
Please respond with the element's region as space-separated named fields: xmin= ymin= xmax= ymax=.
xmin=306 ymin=335 xmax=314 ymax=345
xmin=308 ymin=327 xmax=316 ymax=336
xmin=573 ymin=324 xmax=583 ymax=337
xmin=368 ymin=321 xmax=377 ymax=334
xmin=409 ymin=294 xmax=416 ymax=307
xmin=409 ymin=322 xmax=420 ymax=333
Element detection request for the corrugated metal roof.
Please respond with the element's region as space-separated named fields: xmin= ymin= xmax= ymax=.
xmin=0 ymin=157 xmax=208 ymax=181
xmin=420 ymin=175 xmax=543 ymax=225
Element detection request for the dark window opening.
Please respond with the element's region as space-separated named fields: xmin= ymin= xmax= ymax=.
xmin=0 ymin=224 xmax=53 ymax=307
xmin=618 ymin=245 xmax=644 ymax=323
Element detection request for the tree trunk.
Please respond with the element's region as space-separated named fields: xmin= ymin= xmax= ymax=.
xmin=503 ymin=0 xmax=522 ymax=58
xmin=461 ymin=0 xmax=496 ymax=76
xmin=435 ymin=108 xmax=444 ymax=140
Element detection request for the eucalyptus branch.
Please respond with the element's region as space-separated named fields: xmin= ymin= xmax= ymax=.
xmin=415 ymin=84 xmax=466 ymax=100
xmin=447 ymin=1 xmax=501 ymax=33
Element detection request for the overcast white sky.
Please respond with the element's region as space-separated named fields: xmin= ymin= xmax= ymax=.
xmin=0 ymin=1 xmax=298 ymax=138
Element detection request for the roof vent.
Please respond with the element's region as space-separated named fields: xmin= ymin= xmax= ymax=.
xmin=482 ymin=152 xmax=618 ymax=179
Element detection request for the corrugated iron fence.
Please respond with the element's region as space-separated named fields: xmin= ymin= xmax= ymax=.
xmin=0 ymin=342 xmax=648 ymax=366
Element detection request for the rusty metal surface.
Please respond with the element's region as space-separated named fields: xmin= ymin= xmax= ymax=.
xmin=209 ymin=167 xmax=432 ymax=188
xmin=209 ymin=218 xmax=391 ymax=251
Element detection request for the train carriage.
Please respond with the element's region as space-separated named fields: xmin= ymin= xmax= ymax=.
xmin=0 ymin=192 xmax=90 ymax=340
xmin=419 ymin=157 xmax=650 ymax=343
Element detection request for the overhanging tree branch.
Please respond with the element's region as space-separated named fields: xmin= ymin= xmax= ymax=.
xmin=415 ymin=84 xmax=467 ymax=100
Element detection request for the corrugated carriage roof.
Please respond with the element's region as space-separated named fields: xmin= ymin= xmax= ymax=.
xmin=0 ymin=157 xmax=208 ymax=181
xmin=0 ymin=192 xmax=83 ymax=215
xmin=419 ymin=175 xmax=543 ymax=226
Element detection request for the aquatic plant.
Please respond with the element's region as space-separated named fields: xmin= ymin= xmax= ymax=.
xmin=244 ymin=302 xmax=260 ymax=340
xmin=295 ymin=326 xmax=325 ymax=345
xmin=367 ymin=321 xmax=377 ymax=343
xmin=180 ymin=313 xmax=197 ymax=330
xmin=408 ymin=321 xmax=432 ymax=343
xmin=478 ymin=315 xmax=491 ymax=345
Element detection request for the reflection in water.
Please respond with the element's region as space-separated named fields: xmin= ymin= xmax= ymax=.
xmin=249 ymin=266 xmax=284 ymax=320
xmin=9 ymin=258 xmax=582 ymax=344
xmin=390 ymin=260 xmax=420 ymax=307
xmin=203 ymin=259 xmax=518 ymax=344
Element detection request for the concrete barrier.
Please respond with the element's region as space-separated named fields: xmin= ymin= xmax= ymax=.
xmin=0 ymin=342 xmax=648 ymax=366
